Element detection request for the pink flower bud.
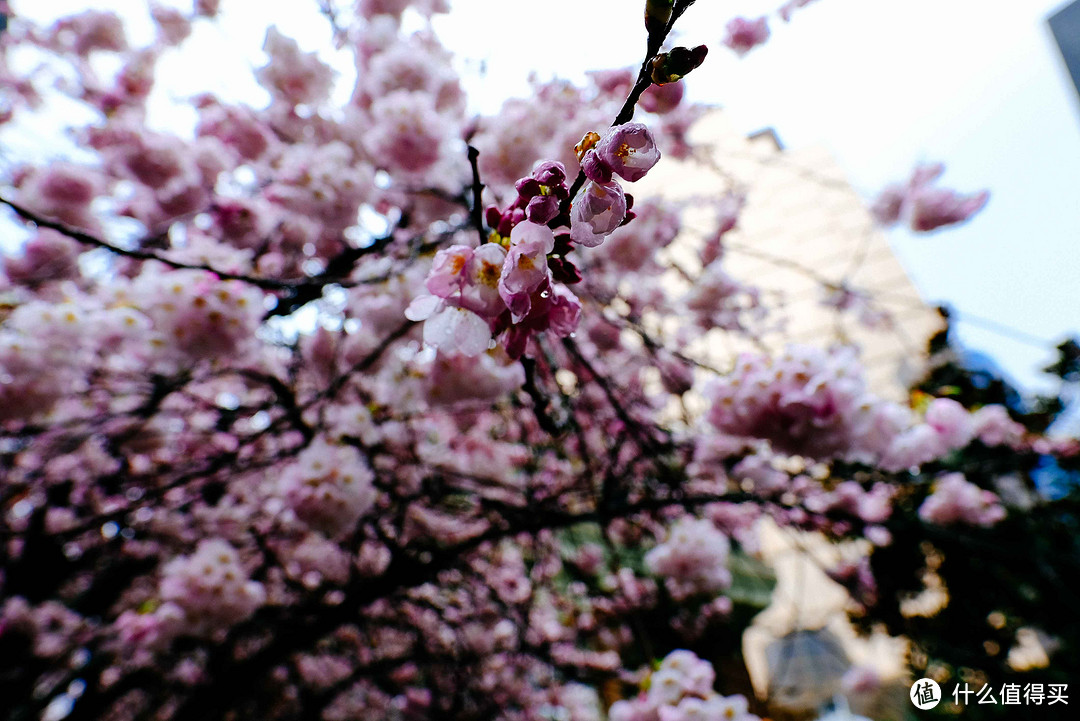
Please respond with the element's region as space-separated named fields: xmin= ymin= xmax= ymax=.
xmin=596 ymin=123 xmax=661 ymax=182
xmin=570 ymin=181 xmax=627 ymax=247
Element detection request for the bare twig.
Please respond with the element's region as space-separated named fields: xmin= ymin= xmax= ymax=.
xmin=521 ymin=356 xmax=564 ymax=436
xmin=564 ymin=0 xmax=698 ymax=207
xmin=0 ymin=195 xmax=395 ymax=306
xmin=466 ymin=145 xmax=486 ymax=244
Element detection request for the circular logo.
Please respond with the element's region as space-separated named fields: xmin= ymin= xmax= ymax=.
xmin=910 ymin=678 xmax=942 ymax=710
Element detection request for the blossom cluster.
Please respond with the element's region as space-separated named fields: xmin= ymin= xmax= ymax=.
xmin=573 ymin=123 xmax=659 ymax=246
xmin=0 ymin=2 xmax=1067 ymax=720
xmin=116 ymin=539 xmax=265 ymax=651
xmin=918 ymin=472 xmax=1006 ymax=527
xmin=407 ymin=122 xmax=661 ymax=358
xmin=872 ymin=162 xmax=990 ymax=233
xmin=126 ymin=270 xmax=267 ymax=363
xmin=404 ymin=220 xmax=580 ymax=358
xmin=609 ymin=650 xmax=760 ymax=721
xmin=0 ymin=298 xmax=88 ymax=421
xmin=705 ymin=345 xmax=876 ymax=459
xmin=722 ymin=1 xmax=824 ymax=57
xmin=723 ymin=17 xmax=771 ymax=56
xmin=645 ymin=517 xmax=733 ymax=600
xmin=704 ymin=345 xmax=1024 ymax=471
xmin=278 ymin=437 xmax=378 ymax=538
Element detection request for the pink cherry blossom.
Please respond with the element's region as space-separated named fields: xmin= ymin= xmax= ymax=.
xmin=499 ymin=221 xmax=555 ymax=318
xmin=545 ymin=283 xmax=582 ymax=337
xmin=570 ymin=180 xmax=627 ymax=247
xmin=645 ymin=517 xmax=732 ymax=600
xmin=196 ymin=100 xmax=276 ymax=160
xmin=925 ymin=397 xmax=976 ymax=449
xmin=918 ymin=472 xmax=1007 ymax=527
xmin=872 ymin=162 xmax=989 ymax=232
xmin=158 ymin=539 xmax=266 ymax=635
xmin=16 ymin=162 xmax=104 ymax=231
xmin=128 ymin=270 xmax=265 ymax=364
xmin=610 ymin=650 xmax=759 ymax=721
xmin=2 ymin=229 xmax=80 ymax=286
xmin=462 ymin=243 xmax=508 ymax=316
xmin=640 ymin=80 xmax=685 ymax=114
xmin=869 ymin=184 xmax=906 ymax=226
xmin=279 ymin=437 xmax=377 ymax=537
xmin=779 ymin=0 xmax=820 ymax=22
xmin=972 ymin=404 xmax=1025 ymax=447
xmin=366 ymin=90 xmax=448 ymax=174
xmin=908 ymin=186 xmax=990 ymax=232
xmin=706 ymin=345 xmax=871 ymax=459
xmin=425 ymin=244 xmax=474 ymax=299
xmin=195 ymin=0 xmax=221 ymax=17
xmin=150 ymin=4 xmax=192 ymax=46
xmin=257 ymin=27 xmax=336 ymax=107
xmin=580 ymin=149 xmax=613 ymax=183
xmin=425 ymin=351 xmax=525 ymax=403
xmin=407 ymin=300 xmax=494 ymax=357
xmin=723 ymin=17 xmax=770 ymax=56
xmin=596 ymin=122 xmax=662 ymax=182
xmin=47 ymin=10 xmax=127 ymax=56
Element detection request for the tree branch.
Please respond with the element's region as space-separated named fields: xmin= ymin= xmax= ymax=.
xmin=564 ymin=0 xmax=697 ymax=207
xmin=0 ymin=195 xmax=394 ymax=302
xmin=466 ymin=145 xmax=486 ymax=244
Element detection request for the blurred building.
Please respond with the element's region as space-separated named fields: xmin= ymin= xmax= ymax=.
xmin=1050 ymin=0 xmax=1080 ymax=103
xmin=636 ymin=110 xmax=945 ymax=400
xmin=636 ymin=113 xmax=941 ymax=716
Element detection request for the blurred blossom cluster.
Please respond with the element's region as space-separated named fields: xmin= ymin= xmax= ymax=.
xmin=0 ymin=1 xmax=1071 ymax=720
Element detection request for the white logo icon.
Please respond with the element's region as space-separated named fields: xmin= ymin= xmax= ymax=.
xmin=911 ymin=678 xmax=942 ymax=710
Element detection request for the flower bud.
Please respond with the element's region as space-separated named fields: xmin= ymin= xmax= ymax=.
xmin=649 ymin=45 xmax=708 ymax=85
xmin=644 ymin=0 xmax=675 ymax=39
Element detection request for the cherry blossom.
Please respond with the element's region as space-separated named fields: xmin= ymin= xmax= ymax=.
xmin=872 ymin=162 xmax=989 ymax=232
xmin=918 ymin=472 xmax=1007 ymax=527
xmin=570 ymin=180 xmax=627 ymax=247
xmin=0 ymin=3 xmax=1071 ymax=719
xmin=157 ymin=539 xmax=266 ymax=636
xmin=279 ymin=437 xmax=377 ymax=537
xmin=596 ymin=122 xmax=662 ymax=182
xmin=723 ymin=17 xmax=771 ymax=56
xmin=646 ymin=517 xmax=733 ymax=600
xmin=256 ymin=27 xmax=336 ymax=107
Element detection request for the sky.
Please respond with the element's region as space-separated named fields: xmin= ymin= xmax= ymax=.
xmin=5 ymin=0 xmax=1079 ymax=392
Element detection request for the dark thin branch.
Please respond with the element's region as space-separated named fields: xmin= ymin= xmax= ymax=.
xmin=564 ymin=0 xmax=697 ymax=207
xmin=562 ymin=338 xmax=670 ymax=452
xmin=0 ymin=195 xmax=299 ymax=289
xmin=318 ymin=319 xmax=417 ymax=403
xmin=315 ymin=0 xmax=348 ymax=46
xmin=0 ymin=195 xmax=392 ymax=303
xmin=262 ymin=233 xmax=396 ymax=318
xmin=234 ymin=370 xmax=315 ymax=442
xmin=520 ymin=357 xmax=564 ymax=436
xmin=466 ymin=145 xmax=486 ymax=244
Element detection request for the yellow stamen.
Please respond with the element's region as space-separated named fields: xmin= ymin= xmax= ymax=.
xmin=575 ymin=131 xmax=601 ymax=161
xmin=479 ymin=261 xmax=500 ymax=286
